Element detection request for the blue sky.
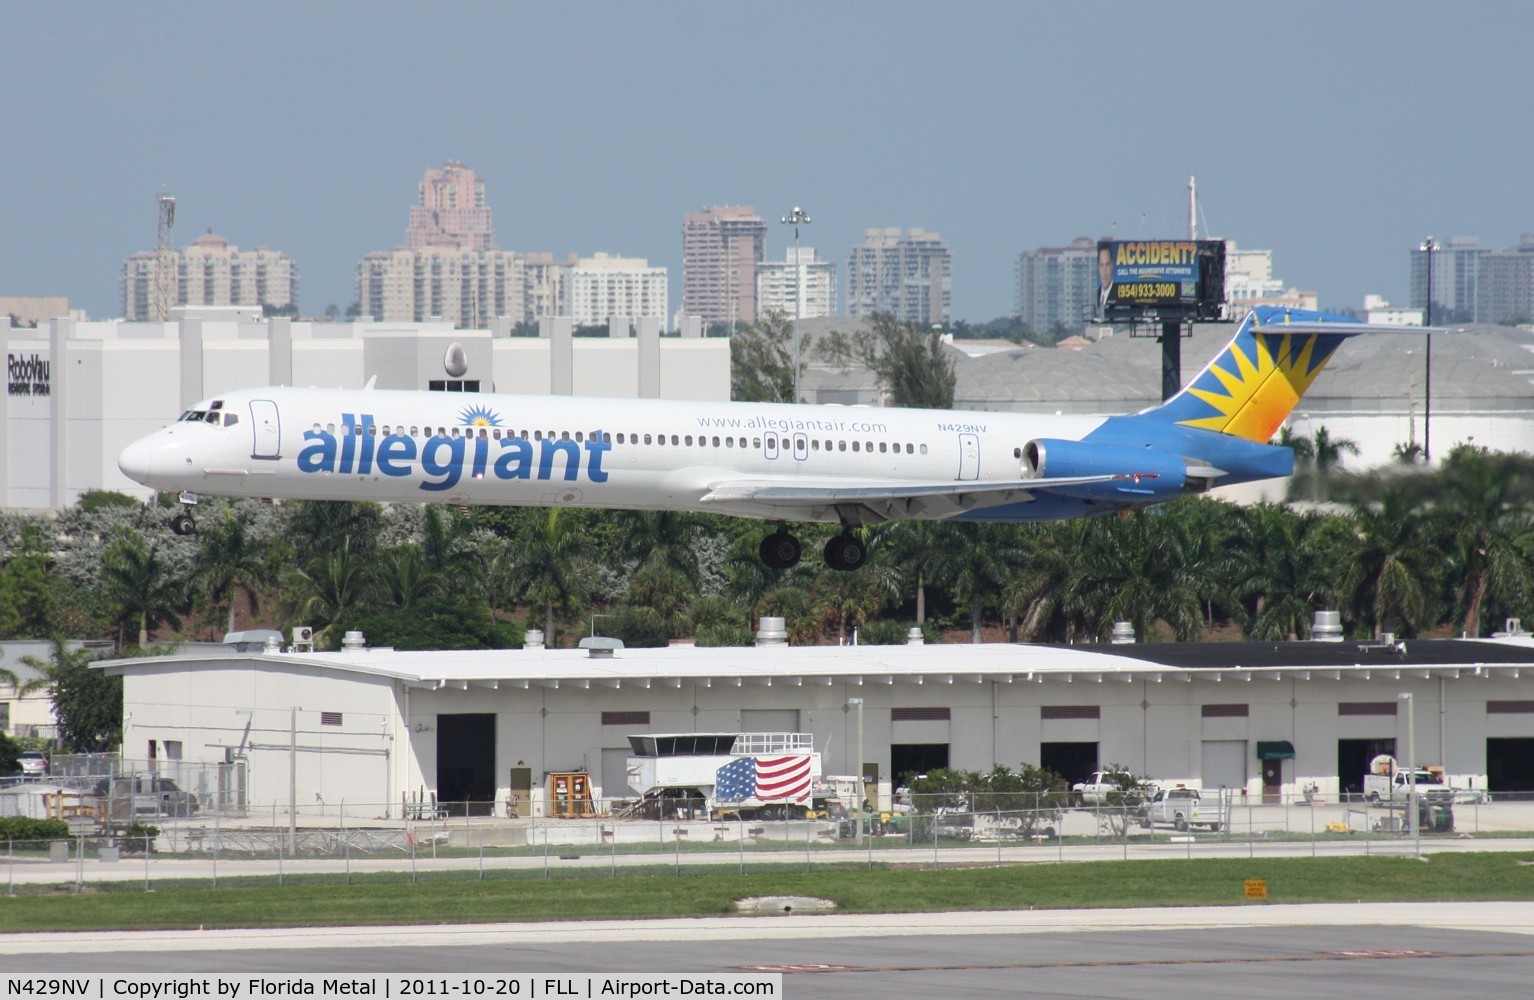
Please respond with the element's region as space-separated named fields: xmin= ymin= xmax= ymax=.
xmin=4 ymin=2 xmax=1531 ymax=322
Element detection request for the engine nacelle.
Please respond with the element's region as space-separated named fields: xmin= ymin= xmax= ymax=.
xmin=1021 ymin=438 xmax=1188 ymax=500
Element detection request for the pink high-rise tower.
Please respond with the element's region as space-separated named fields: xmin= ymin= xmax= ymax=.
xmin=408 ymin=162 xmax=494 ymax=250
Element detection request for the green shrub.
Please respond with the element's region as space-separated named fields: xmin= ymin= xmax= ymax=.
xmin=0 ymin=818 xmax=69 ymax=841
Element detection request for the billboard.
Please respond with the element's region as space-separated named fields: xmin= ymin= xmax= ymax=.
xmin=1097 ymin=239 xmax=1226 ymax=321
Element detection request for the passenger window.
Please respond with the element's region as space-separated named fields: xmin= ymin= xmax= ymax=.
xmin=920 ymin=444 xmax=928 ymax=455
xmin=879 ymin=442 xmax=887 ymax=453
xmin=671 ymin=434 xmax=679 ymax=445
xmin=711 ymin=436 xmax=720 ymax=447
xmin=603 ymin=433 xmax=611 ymax=444
xmin=644 ymin=434 xmax=652 ymax=445
xmin=838 ymin=441 xmax=846 ymax=452
xmin=852 ymin=441 xmax=860 ymax=452
xmin=575 ymin=431 xmax=584 ymax=443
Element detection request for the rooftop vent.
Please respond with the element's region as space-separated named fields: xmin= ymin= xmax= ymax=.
xmin=907 ymin=627 xmax=925 ymax=646
xmin=756 ymin=616 xmax=788 ymax=647
xmin=340 ymin=630 xmax=366 ymax=651
xmin=525 ymin=628 xmax=545 ymax=650
xmin=579 ymin=636 xmax=624 ymax=659
xmin=1110 ymin=621 xmax=1135 ymax=644
xmin=1312 ymin=610 xmax=1343 ymax=642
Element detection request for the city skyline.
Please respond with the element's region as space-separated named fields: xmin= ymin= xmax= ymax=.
xmin=4 ymin=3 xmax=1533 ymax=324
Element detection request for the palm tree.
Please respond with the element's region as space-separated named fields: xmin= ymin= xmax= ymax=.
xmin=419 ymin=505 xmax=484 ymax=594
xmin=501 ymin=509 xmax=594 ymax=645
xmin=1003 ymin=521 xmax=1082 ymax=642
xmin=610 ymin=510 xmax=703 ymax=579
xmin=1310 ymin=426 xmax=1360 ymax=502
xmin=101 ymin=529 xmax=185 ymax=648
xmin=285 ymin=538 xmax=370 ymax=647
xmin=883 ymin=520 xmax=948 ymax=625
xmin=1065 ymin=511 xmax=1203 ymax=642
xmin=1335 ymin=483 xmax=1444 ymax=638
xmin=374 ymin=544 xmax=440 ymax=612
xmin=1229 ymin=504 xmax=1331 ymax=640
xmin=192 ymin=509 xmax=276 ymax=635
xmin=1431 ymin=447 xmax=1534 ymax=637
xmin=928 ymin=523 xmax=1023 ymax=643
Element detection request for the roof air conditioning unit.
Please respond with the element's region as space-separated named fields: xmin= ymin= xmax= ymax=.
xmin=293 ymin=626 xmax=314 ymax=644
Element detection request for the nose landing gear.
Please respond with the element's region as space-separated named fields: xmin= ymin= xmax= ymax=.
xmin=169 ymin=491 xmax=199 ymax=536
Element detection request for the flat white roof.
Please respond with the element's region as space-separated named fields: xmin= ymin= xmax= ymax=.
xmin=98 ymin=637 xmax=1534 ymax=689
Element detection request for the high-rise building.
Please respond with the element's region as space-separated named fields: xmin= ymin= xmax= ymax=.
xmin=1476 ymin=239 xmax=1534 ymax=326
xmin=1015 ymin=237 xmax=1098 ymax=335
xmin=682 ymin=206 xmax=767 ymax=327
xmin=847 ymin=227 xmax=951 ymax=325
xmin=520 ymin=252 xmax=576 ymax=323
xmin=122 ymin=232 xmax=298 ymax=321
xmin=356 ymin=247 xmax=523 ymax=327
xmin=408 ymin=162 xmax=494 ymax=250
xmin=756 ymin=247 xmax=836 ymax=320
xmin=568 ymin=253 xmax=668 ymax=326
xmin=1412 ymin=237 xmax=1482 ymax=324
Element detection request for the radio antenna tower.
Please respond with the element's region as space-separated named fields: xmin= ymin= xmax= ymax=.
xmin=153 ymin=193 xmax=177 ymax=321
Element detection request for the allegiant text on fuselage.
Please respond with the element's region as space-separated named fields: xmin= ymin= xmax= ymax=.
xmin=296 ymin=414 xmax=610 ymax=492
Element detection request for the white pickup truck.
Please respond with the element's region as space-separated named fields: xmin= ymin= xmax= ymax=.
xmin=1363 ymin=769 xmax=1454 ymax=806
xmin=1071 ymin=771 xmax=1138 ymax=807
xmin=1140 ymin=787 xmax=1229 ymax=832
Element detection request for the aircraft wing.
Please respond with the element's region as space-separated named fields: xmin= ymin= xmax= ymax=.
xmin=698 ymin=473 xmax=1137 ymax=521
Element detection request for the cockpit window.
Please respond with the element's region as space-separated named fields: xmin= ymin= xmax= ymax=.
xmin=223 ymin=413 xmax=240 ymax=427
xmin=204 ymin=411 xmax=220 ymax=424
xmin=209 ymin=400 xmax=224 ymax=410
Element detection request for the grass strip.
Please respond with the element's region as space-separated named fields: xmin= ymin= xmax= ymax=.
xmin=2 ymin=852 xmax=1533 ymax=933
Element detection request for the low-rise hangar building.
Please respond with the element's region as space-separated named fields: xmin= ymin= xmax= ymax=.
xmin=100 ymin=632 xmax=1534 ymax=818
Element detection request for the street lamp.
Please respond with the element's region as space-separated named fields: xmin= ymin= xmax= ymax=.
xmin=780 ymin=206 xmax=811 ymax=403
xmin=1418 ymin=237 xmax=1438 ymax=463
xmin=848 ymin=697 xmax=864 ymax=842
xmin=1399 ymin=691 xmax=1418 ymax=855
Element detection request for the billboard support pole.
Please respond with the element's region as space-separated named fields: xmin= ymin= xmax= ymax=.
xmin=1159 ymin=320 xmax=1182 ymax=401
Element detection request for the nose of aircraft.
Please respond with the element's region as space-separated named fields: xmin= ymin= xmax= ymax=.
xmin=117 ymin=435 xmax=162 ymax=485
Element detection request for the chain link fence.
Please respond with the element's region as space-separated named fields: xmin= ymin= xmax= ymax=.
xmin=0 ymin=788 xmax=1520 ymax=894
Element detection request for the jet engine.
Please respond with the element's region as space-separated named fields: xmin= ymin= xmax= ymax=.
xmin=1021 ymin=438 xmax=1188 ymax=500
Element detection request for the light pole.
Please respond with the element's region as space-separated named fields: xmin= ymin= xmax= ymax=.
xmin=1399 ymin=691 xmax=1418 ymax=855
xmin=848 ymin=697 xmax=865 ymax=842
xmin=1418 ymin=237 xmax=1438 ymax=463
xmin=780 ymin=206 xmax=811 ymax=403
xmin=290 ymin=706 xmax=303 ymax=856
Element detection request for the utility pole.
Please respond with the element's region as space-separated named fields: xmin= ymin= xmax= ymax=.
xmin=1419 ymin=237 xmax=1438 ymax=463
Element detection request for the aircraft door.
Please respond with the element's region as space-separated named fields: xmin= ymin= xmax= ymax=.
xmin=792 ymin=433 xmax=808 ymax=461
xmin=250 ymin=399 xmax=281 ymax=460
xmin=764 ymin=432 xmax=780 ymax=460
xmin=957 ymin=433 xmax=979 ymax=480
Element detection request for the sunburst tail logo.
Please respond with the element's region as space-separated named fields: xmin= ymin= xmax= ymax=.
xmin=1152 ymin=307 xmax=1353 ymax=443
xmin=459 ymin=404 xmax=503 ymax=428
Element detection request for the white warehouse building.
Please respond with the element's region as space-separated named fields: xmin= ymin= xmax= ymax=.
xmin=0 ymin=309 xmax=728 ymax=509
xmin=99 ymin=631 xmax=1534 ymax=820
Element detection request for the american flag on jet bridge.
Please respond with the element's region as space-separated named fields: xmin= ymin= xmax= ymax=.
xmin=714 ymin=755 xmax=814 ymax=804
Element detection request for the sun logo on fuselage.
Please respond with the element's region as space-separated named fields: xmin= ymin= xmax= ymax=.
xmin=459 ymin=405 xmax=503 ymax=428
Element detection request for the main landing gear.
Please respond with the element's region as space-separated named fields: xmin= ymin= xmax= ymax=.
xmin=169 ymin=491 xmax=198 ymax=536
xmin=759 ymin=528 xmax=801 ymax=569
xmin=757 ymin=525 xmax=866 ymax=572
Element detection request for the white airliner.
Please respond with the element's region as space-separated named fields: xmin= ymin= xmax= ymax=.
xmin=117 ymin=307 xmax=1406 ymax=571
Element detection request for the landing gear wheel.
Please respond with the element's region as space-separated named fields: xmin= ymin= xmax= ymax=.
xmin=170 ymin=512 xmax=196 ymax=536
xmin=759 ymin=531 xmax=801 ymax=569
xmin=823 ymin=533 xmax=866 ymax=571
